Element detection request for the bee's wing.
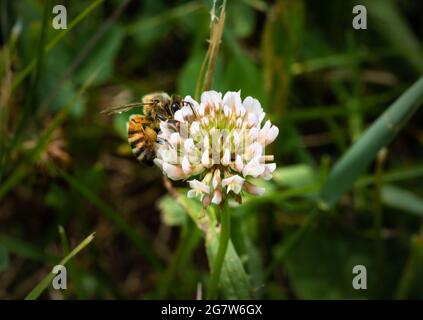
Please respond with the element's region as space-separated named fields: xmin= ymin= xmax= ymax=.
xmin=100 ymin=102 xmax=153 ymax=115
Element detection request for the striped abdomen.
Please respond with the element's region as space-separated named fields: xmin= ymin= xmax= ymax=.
xmin=127 ymin=114 xmax=157 ymax=166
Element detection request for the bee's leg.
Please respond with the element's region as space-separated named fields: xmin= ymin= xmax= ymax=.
xmin=157 ymin=114 xmax=167 ymax=121
xmin=166 ymin=119 xmax=180 ymax=132
xmin=183 ymin=100 xmax=197 ymax=117
xmin=156 ymin=137 xmax=166 ymax=145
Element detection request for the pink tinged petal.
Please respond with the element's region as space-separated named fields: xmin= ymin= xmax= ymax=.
xmin=211 ymin=189 xmax=222 ymax=204
xmin=266 ymin=163 xmax=276 ymax=172
xmin=262 ymin=120 xmax=271 ymax=131
xmin=244 ymin=182 xmax=265 ymax=196
xmin=183 ymin=95 xmax=199 ymax=109
xmin=161 ymin=148 xmax=178 ymax=164
xmin=259 ymin=112 xmax=266 ymax=125
xmin=197 ymin=103 xmax=205 ymax=116
xmin=190 ymin=121 xmax=200 ymax=136
xmin=249 ymin=127 xmax=259 ymax=140
xmin=222 ymin=91 xmax=242 ymax=113
xmin=242 ymin=157 xmax=265 ymax=177
xmin=184 ymin=138 xmax=194 ymax=153
xmin=265 ymin=125 xmax=279 ymax=145
xmin=236 ymin=118 xmax=243 ymax=128
xmin=235 ymin=154 xmax=244 ymax=172
xmin=201 ymin=90 xmax=222 ymax=106
xmin=159 ymin=122 xmax=173 ymax=138
xmin=201 ymin=149 xmax=210 ymax=167
xmin=163 ymin=163 xmax=185 ymax=180
xmin=181 ymin=106 xmax=193 ymax=119
xmin=261 ymin=163 xmax=276 ymax=180
xmin=174 ymin=109 xmax=185 ymax=122
xmin=212 ymin=169 xmax=221 ymax=189
xmin=243 ymin=96 xmax=263 ymax=116
xmin=203 ymin=134 xmax=210 ymax=150
xmin=247 ymin=113 xmax=258 ymax=127
xmin=188 ymin=179 xmax=210 ymax=194
xmin=239 ymin=105 xmax=246 ymax=117
xmin=223 ymin=105 xmax=231 ymax=118
xmin=170 ymin=132 xmax=180 ymax=146
xmin=233 ymin=130 xmax=241 ymax=146
xmin=222 ymin=175 xmax=245 ymax=194
xmin=251 ymin=142 xmax=263 ymax=158
xmin=221 ymin=175 xmax=233 ymax=187
xmin=221 ymin=148 xmax=230 ymax=166
xmin=258 ymin=120 xmax=271 ymax=144
xmin=182 ymin=156 xmax=192 ymax=174
xmin=201 ymin=116 xmax=209 ymax=126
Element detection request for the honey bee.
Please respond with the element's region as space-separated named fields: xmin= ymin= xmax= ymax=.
xmin=102 ymin=92 xmax=193 ymax=166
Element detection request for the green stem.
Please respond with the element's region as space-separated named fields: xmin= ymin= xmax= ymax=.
xmin=207 ymin=203 xmax=230 ymax=299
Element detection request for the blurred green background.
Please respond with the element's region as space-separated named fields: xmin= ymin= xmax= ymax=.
xmin=0 ymin=0 xmax=422 ymax=299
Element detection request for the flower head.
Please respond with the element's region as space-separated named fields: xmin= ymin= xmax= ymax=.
xmin=154 ymin=90 xmax=279 ymax=206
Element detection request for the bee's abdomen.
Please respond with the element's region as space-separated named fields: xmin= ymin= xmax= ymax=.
xmin=127 ymin=114 xmax=156 ymax=166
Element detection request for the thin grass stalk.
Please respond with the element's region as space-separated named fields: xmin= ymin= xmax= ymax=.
xmin=56 ymin=167 xmax=163 ymax=270
xmin=194 ymin=0 xmax=225 ymax=100
xmin=202 ymin=0 xmax=225 ymax=93
xmin=25 ymin=232 xmax=95 ymax=300
xmin=12 ymin=0 xmax=52 ymax=143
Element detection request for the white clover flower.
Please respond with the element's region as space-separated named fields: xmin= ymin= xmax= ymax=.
xmin=154 ymin=90 xmax=279 ymax=206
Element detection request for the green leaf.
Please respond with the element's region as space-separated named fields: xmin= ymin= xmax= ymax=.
xmin=127 ymin=2 xmax=204 ymax=48
xmin=320 ymin=76 xmax=423 ymax=208
xmin=230 ymin=1 xmax=255 ymax=38
xmin=206 ymin=226 xmax=252 ymax=299
xmin=273 ymin=164 xmax=317 ymax=188
xmin=74 ymin=26 xmax=124 ymax=86
xmin=159 ymin=195 xmax=187 ymax=226
xmin=382 ymin=185 xmax=423 ymax=217
xmin=396 ymin=236 xmax=423 ymax=299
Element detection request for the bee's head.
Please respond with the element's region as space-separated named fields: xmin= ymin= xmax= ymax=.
xmin=169 ymin=95 xmax=183 ymax=115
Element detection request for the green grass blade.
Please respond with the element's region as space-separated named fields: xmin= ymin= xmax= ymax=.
xmin=364 ymin=0 xmax=423 ymax=73
xmin=382 ymin=185 xmax=423 ymax=217
xmin=25 ymin=232 xmax=95 ymax=300
xmin=356 ymin=165 xmax=423 ymax=187
xmin=320 ymin=76 xmax=423 ymax=208
xmin=0 ymin=234 xmax=55 ymax=262
xmin=11 ymin=0 xmax=104 ymax=92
